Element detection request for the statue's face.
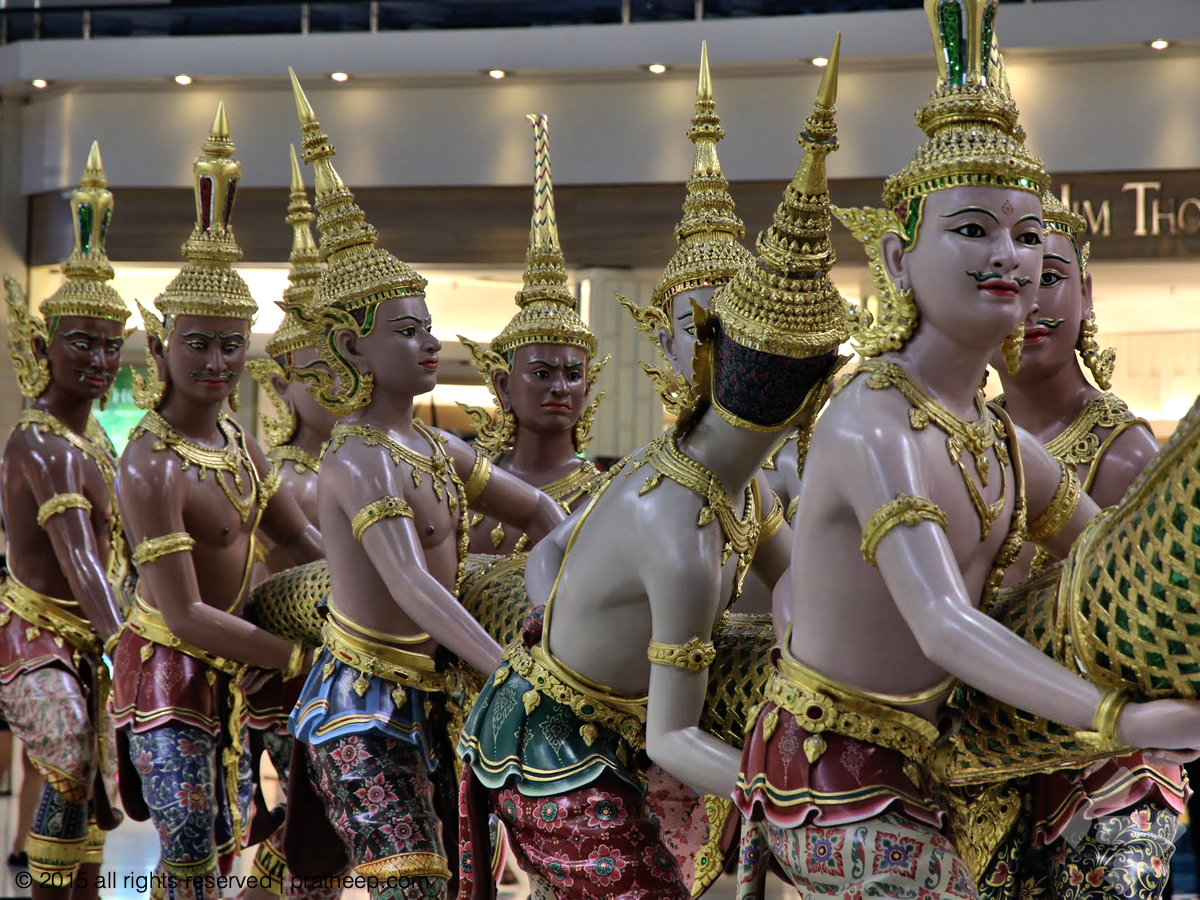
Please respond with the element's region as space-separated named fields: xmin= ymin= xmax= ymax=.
xmin=354 ymin=294 xmax=440 ymax=400
xmin=494 ymin=343 xmax=588 ymax=439
xmin=891 ymin=186 xmax=1044 ymax=353
xmin=161 ymin=314 xmax=250 ymax=407
xmin=279 ymin=346 xmax=339 ymax=438
xmin=659 ymin=284 xmax=717 ymax=385
xmin=44 ymin=315 xmax=124 ymax=402
xmin=992 ymin=230 xmax=1088 ymax=383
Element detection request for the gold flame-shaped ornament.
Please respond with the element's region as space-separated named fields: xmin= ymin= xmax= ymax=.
xmin=619 ymin=41 xmax=753 ymax=416
xmin=457 ymin=114 xmax=607 ymax=455
xmin=6 ymin=141 xmax=129 ymax=400
xmin=282 ymin=68 xmax=428 ymax=415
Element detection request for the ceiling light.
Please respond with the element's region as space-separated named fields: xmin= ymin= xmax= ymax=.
xmin=330 ymin=72 xmax=349 ymax=82
xmin=30 ymin=79 xmax=48 ymax=89
xmin=811 ymin=56 xmax=829 ymax=67
xmin=174 ymin=74 xmax=193 ymax=85
xmin=1150 ymin=39 xmax=1170 ymax=50
xmin=487 ymin=69 xmax=507 ymax=80
xmin=647 ymin=63 xmax=668 ymax=74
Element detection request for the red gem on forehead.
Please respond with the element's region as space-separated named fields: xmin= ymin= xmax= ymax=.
xmin=1001 ymin=200 xmax=1015 ymax=215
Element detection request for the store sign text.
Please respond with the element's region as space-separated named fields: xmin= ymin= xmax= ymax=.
xmin=1059 ymin=182 xmax=1200 ymax=238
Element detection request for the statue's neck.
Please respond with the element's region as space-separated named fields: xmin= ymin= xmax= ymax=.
xmin=506 ymin=422 xmax=578 ymax=481
xmin=290 ymin=416 xmax=331 ymax=459
xmin=884 ymin=320 xmax=994 ymax=419
xmin=156 ymin=390 xmax=225 ymax=443
xmin=347 ymin=388 xmax=417 ymax=436
xmin=34 ymin=384 xmax=93 ymax=436
xmin=676 ymin=407 xmax=780 ymax=501
xmin=998 ymin=360 xmax=1100 ymax=439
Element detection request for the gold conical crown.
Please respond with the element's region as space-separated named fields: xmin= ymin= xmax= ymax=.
xmin=289 ymin=69 xmax=427 ymax=312
xmin=154 ymin=103 xmax=257 ymax=321
xmin=882 ymin=0 xmax=1046 ymax=215
xmin=41 ymin=141 xmax=128 ymax=323
xmin=1041 ymin=189 xmax=1086 ymax=242
xmin=267 ymin=145 xmax=323 ymax=359
xmin=492 ymin=114 xmax=597 ymax=358
xmin=650 ymin=42 xmax=753 ymax=316
xmin=711 ymin=34 xmax=848 ymax=359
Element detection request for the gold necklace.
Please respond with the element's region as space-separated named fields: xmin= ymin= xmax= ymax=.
xmin=631 ymin=426 xmax=761 ymax=600
xmin=327 ymin=419 xmax=470 ymax=589
xmin=485 ymin=457 xmax=600 ymax=550
xmin=132 ymin=411 xmax=259 ymax=522
xmin=1043 ymin=392 xmax=1137 ymax=474
xmin=858 ymin=360 xmax=1009 ymax=542
xmin=269 ymin=443 xmax=322 ymax=475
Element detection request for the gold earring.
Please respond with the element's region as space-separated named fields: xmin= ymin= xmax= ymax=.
xmin=1076 ymin=312 xmax=1115 ymax=390
xmin=1001 ymin=323 xmax=1024 ymax=376
xmin=99 ymin=388 xmax=110 ymax=411
xmin=228 ymin=383 xmax=240 ymax=413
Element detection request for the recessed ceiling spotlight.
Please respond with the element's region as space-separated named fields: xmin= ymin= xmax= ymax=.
xmin=1150 ymin=39 xmax=1170 ymax=50
xmin=487 ymin=69 xmax=507 ymax=80
xmin=174 ymin=74 xmax=193 ymax=85
xmin=30 ymin=79 xmax=48 ymax=89
xmin=330 ymin=72 xmax=349 ymax=82
xmin=646 ymin=63 xmax=668 ymax=74
xmin=811 ymin=56 xmax=830 ymax=67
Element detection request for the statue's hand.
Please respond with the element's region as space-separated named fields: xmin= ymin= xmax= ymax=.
xmin=1143 ymin=748 xmax=1200 ymax=766
xmin=1118 ymin=698 xmax=1200 ymax=750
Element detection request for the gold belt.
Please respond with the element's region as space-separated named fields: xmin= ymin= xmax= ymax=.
xmin=320 ymin=611 xmax=445 ymax=710
xmin=1 ymin=575 xmax=102 ymax=662
xmin=126 ymin=597 xmax=243 ymax=677
xmin=763 ymin=650 xmax=943 ymax=787
xmin=502 ymin=641 xmax=647 ymax=752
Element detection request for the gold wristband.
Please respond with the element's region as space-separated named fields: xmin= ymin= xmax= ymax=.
xmin=758 ymin=492 xmax=785 ymax=545
xmin=1026 ymin=459 xmax=1082 ymax=545
xmin=860 ymin=493 xmax=948 ymax=568
xmin=36 ymin=493 xmax=92 ymax=529
xmin=351 ymin=496 xmax=415 ymax=542
xmin=1093 ymin=689 xmax=1130 ymax=745
xmin=462 ymin=452 xmax=493 ymax=506
xmin=647 ymin=637 xmax=717 ymax=672
xmin=282 ymin=642 xmax=306 ymax=681
xmin=132 ymin=532 xmax=196 ymax=566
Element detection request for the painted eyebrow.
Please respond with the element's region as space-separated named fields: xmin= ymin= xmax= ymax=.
xmin=387 ymin=315 xmax=429 ymax=325
xmin=180 ymin=331 xmax=218 ymax=340
xmin=218 ymin=333 xmax=247 ymax=341
xmin=940 ymin=206 xmax=999 ymax=223
xmin=61 ymin=330 xmax=97 ymax=340
xmin=1043 ymin=252 xmax=1073 ymax=264
xmin=1016 ymin=214 xmax=1043 ymax=226
xmin=675 ymin=310 xmax=694 ymax=321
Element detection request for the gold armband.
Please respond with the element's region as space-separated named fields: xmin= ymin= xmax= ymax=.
xmin=351 ymin=496 xmax=414 ymax=542
xmin=1026 ymin=459 xmax=1081 ymax=545
xmin=132 ymin=533 xmax=196 ymax=566
xmin=647 ymin=637 xmax=717 ymax=672
xmin=1093 ymin=689 xmax=1130 ymax=745
xmin=282 ymin=642 xmax=306 ymax=681
xmin=758 ymin=492 xmax=785 ymax=545
xmin=36 ymin=493 xmax=92 ymax=529
xmin=860 ymin=493 xmax=948 ymax=568
xmin=462 ymin=453 xmax=493 ymax=506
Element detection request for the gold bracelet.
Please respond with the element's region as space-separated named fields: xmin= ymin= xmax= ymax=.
xmin=36 ymin=493 xmax=92 ymax=529
xmin=860 ymin=493 xmax=948 ymax=568
xmin=1026 ymin=459 xmax=1082 ymax=544
xmin=103 ymin=630 xmax=122 ymax=658
xmin=462 ymin=453 xmax=493 ymax=506
xmin=757 ymin=492 xmax=785 ymax=545
xmin=351 ymin=496 xmax=414 ymax=542
xmin=132 ymin=532 xmax=196 ymax=566
xmin=282 ymin=641 xmax=306 ymax=680
xmin=1093 ymin=689 xmax=1130 ymax=745
xmin=647 ymin=637 xmax=716 ymax=672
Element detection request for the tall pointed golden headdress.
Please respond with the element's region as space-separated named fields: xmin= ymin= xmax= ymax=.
xmin=153 ymin=103 xmax=257 ymax=322
xmin=268 ymin=145 xmax=323 ymax=360
xmin=5 ymin=141 xmax=129 ymax=399
xmin=1041 ymin=189 xmax=1088 ymax=271
xmin=459 ymin=115 xmax=607 ymax=455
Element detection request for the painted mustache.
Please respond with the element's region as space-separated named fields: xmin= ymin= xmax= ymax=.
xmin=188 ymin=370 xmax=236 ymax=382
xmin=1033 ymin=317 xmax=1066 ymax=330
xmin=73 ymin=366 xmax=113 ymax=384
xmin=967 ymin=271 xmax=1033 ymax=287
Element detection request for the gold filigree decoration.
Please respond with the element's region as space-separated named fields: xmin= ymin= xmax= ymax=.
xmin=1077 ymin=311 xmax=1116 ymax=390
xmin=860 ymin=493 xmax=948 ymax=568
xmin=351 ymin=496 xmax=415 ymax=542
xmin=616 ymin=291 xmax=699 ymax=417
xmin=4 ymin=276 xmax=51 ymax=399
xmin=246 ymin=358 xmax=296 ymax=448
xmin=131 ymin=300 xmax=167 ymax=410
xmin=646 ymin=637 xmax=716 ymax=672
xmin=132 ymin=532 xmax=196 ymax=566
xmin=1024 ymin=459 xmax=1080 ymax=545
xmin=270 ymin=444 xmax=321 ymax=475
xmin=36 ymin=493 xmax=92 ymax=529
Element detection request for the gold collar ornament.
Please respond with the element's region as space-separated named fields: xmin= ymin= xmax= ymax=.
xmin=5 ymin=142 xmax=130 ymax=401
xmin=132 ymin=104 xmax=258 ymax=410
xmin=836 ymin=0 xmax=1049 ymax=357
xmin=282 ymin=68 xmax=428 ymax=416
xmin=247 ymin=145 xmax=326 ymax=448
xmin=619 ymin=42 xmax=754 ymax=416
xmin=458 ymin=114 xmax=607 ymax=455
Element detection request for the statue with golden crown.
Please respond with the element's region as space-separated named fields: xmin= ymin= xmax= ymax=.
xmin=0 ymin=142 xmax=127 ymax=899
xmin=733 ymin=3 xmax=1200 ymax=897
xmin=110 ymin=106 xmax=324 ymax=900
xmin=279 ymin=72 xmax=565 ymax=900
xmin=459 ymin=114 xmax=608 ymax=556
xmin=454 ymin=36 xmax=845 ymax=899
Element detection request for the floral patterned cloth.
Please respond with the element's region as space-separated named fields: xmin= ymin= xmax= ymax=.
xmin=736 ymin=811 xmax=980 ymax=900
xmin=127 ymin=724 xmax=253 ymax=900
xmin=307 ymin=732 xmax=450 ymax=898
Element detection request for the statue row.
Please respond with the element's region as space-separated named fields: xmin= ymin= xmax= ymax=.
xmin=2 ymin=2 xmax=1199 ymax=899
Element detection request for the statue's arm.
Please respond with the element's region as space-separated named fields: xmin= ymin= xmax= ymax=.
xmin=643 ymin=526 xmax=742 ymax=797
xmin=524 ymin=506 xmax=580 ymax=608
xmin=22 ymin=440 xmax=121 ymax=639
xmin=441 ymin=432 xmax=565 ymax=544
xmin=118 ymin=445 xmax=294 ymax=669
xmin=1087 ymin=422 xmax=1159 ymax=509
xmin=749 ymin=471 xmax=792 ymax=592
xmin=1018 ymin=429 xmax=1101 ymax=561
xmin=846 ymin=420 xmax=1200 ymax=749
xmin=246 ymin=434 xmax=324 ymax=564
xmin=333 ymin=451 xmax=503 ymax=676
